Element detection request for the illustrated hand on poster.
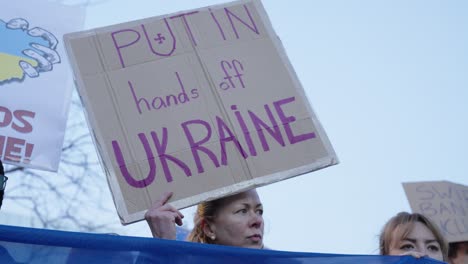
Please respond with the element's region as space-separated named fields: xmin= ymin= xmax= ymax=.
xmin=0 ymin=18 xmax=60 ymax=81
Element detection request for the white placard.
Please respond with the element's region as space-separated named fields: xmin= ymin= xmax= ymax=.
xmin=0 ymin=0 xmax=85 ymax=171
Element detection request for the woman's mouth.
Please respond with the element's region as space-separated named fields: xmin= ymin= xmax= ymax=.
xmin=248 ymin=234 xmax=262 ymax=242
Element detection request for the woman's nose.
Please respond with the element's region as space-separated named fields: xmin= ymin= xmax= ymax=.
xmin=249 ymin=213 xmax=263 ymax=228
xmin=415 ymin=245 xmax=427 ymax=256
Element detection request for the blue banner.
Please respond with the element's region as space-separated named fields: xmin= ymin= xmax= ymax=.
xmin=0 ymin=224 xmax=445 ymax=264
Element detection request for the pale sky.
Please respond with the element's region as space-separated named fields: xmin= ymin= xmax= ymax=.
xmin=79 ymin=0 xmax=468 ymax=254
xmin=81 ymin=0 xmax=468 ymax=254
xmin=8 ymin=0 xmax=467 ymax=255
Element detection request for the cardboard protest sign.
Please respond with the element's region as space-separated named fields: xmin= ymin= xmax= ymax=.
xmin=403 ymin=181 xmax=468 ymax=243
xmin=0 ymin=0 xmax=85 ymax=171
xmin=64 ymin=0 xmax=338 ymax=224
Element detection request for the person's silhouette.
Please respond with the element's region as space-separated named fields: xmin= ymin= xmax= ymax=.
xmin=0 ymin=159 xmax=18 ymax=263
xmin=0 ymin=159 xmax=6 ymax=209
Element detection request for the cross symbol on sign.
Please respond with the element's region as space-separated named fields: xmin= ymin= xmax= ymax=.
xmin=154 ymin=33 xmax=166 ymax=44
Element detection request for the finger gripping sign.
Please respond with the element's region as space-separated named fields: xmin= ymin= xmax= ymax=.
xmin=65 ymin=0 xmax=338 ymax=224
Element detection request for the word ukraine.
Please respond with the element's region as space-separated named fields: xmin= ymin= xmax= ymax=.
xmin=112 ymin=96 xmax=316 ymax=188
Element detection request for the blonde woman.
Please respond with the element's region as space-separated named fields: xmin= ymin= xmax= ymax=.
xmin=379 ymin=212 xmax=448 ymax=262
xmin=145 ymin=189 xmax=264 ymax=249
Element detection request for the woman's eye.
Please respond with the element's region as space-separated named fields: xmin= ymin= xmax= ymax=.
xmin=236 ymin=209 xmax=247 ymax=214
xmin=400 ymin=244 xmax=414 ymax=251
xmin=256 ymin=209 xmax=263 ymax=215
xmin=428 ymin=245 xmax=440 ymax=252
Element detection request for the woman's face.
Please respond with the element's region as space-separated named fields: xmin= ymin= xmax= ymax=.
xmin=208 ymin=189 xmax=264 ymax=249
xmin=389 ymin=221 xmax=444 ymax=261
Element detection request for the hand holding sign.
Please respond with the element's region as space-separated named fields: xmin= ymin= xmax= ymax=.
xmin=145 ymin=191 xmax=184 ymax=240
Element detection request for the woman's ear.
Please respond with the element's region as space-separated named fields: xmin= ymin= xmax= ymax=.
xmin=202 ymin=220 xmax=216 ymax=240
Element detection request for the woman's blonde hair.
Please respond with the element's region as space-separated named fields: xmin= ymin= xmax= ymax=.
xmin=186 ymin=197 xmax=226 ymax=244
xmin=379 ymin=212 xmax=448 ymax=261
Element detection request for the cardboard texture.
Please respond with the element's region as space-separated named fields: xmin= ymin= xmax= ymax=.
xmin=64 ymin=0 xmax=338 ymax=224
xmin=403 ymin=181 xmax=468 ymax=243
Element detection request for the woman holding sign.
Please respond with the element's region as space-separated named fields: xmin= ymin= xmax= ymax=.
xmin=379 ymin=212 xmax=448 ymax=262
xmin=145 ymin=189 xmax=264 ymax=249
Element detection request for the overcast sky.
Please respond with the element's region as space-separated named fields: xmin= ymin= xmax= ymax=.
xmin=3 ymin=0 xmax=463 ymax=255
xmin=80 ymin=0 xmax=468 ymax=254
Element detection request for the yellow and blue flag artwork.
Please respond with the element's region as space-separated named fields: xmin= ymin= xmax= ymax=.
xmin=0 ymin=18 xmax=60 ymax=85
